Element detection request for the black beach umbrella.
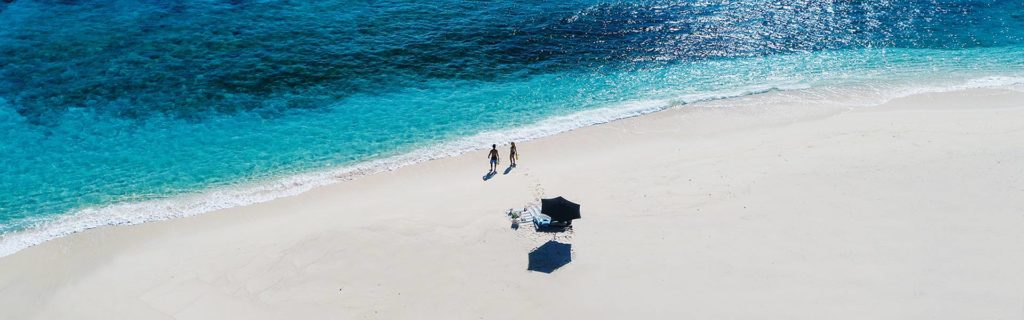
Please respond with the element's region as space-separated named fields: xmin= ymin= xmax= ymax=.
xmin=540 ymin=196 xmax=581 ymax=222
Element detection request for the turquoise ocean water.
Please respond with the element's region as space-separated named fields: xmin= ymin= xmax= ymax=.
xmin=1 ymin=0 xmax=1023 ymax=255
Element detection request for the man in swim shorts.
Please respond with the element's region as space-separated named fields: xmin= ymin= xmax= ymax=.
xmin=488 ymin=144 xmax=500 ymax=172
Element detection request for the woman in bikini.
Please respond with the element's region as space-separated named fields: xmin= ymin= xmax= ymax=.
xmin=509 ymin=142 xmax=518 ymax=167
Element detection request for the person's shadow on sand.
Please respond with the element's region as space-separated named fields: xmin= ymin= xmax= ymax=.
xmin=482 ymin=171 xmax=496 ymax=181
xmin=503 ymin=165 xmax=514 ymax=175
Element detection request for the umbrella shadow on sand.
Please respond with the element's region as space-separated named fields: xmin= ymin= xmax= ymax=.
xmin=527 ymin=241 xmax=572 ymax=273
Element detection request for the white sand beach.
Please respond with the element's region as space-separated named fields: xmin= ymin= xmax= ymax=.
xmin=1 ymin=87 xmax=1023 ymax=319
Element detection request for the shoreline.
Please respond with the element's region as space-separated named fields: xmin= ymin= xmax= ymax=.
xmin=2 ymin=75 xmax=1022 ymax=258
xmin=1 ymin=85 xmax=1022 ymax=318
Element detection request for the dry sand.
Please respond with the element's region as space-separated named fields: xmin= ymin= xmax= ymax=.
xmin=1 ymin=87 xmax=1023 ymax=319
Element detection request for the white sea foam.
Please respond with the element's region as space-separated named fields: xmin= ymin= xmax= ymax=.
xmin=847 ymin=75 xmax=1024 ymax=106
xmin=1 ymin=75 xmax=1022 ymax=257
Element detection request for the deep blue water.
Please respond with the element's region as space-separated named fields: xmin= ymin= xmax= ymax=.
xmin=1 ymin=0 xmax=1023 ymax=254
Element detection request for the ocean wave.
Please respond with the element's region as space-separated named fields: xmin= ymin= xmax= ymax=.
xmin=1 ymin=75 xmax=1020 ymax=257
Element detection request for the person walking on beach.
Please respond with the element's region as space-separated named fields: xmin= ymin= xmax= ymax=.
xmin=509 ymin=142 xmax=518 ymax=167
xmin=488 ymin=144 xmax=500 ymax=172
